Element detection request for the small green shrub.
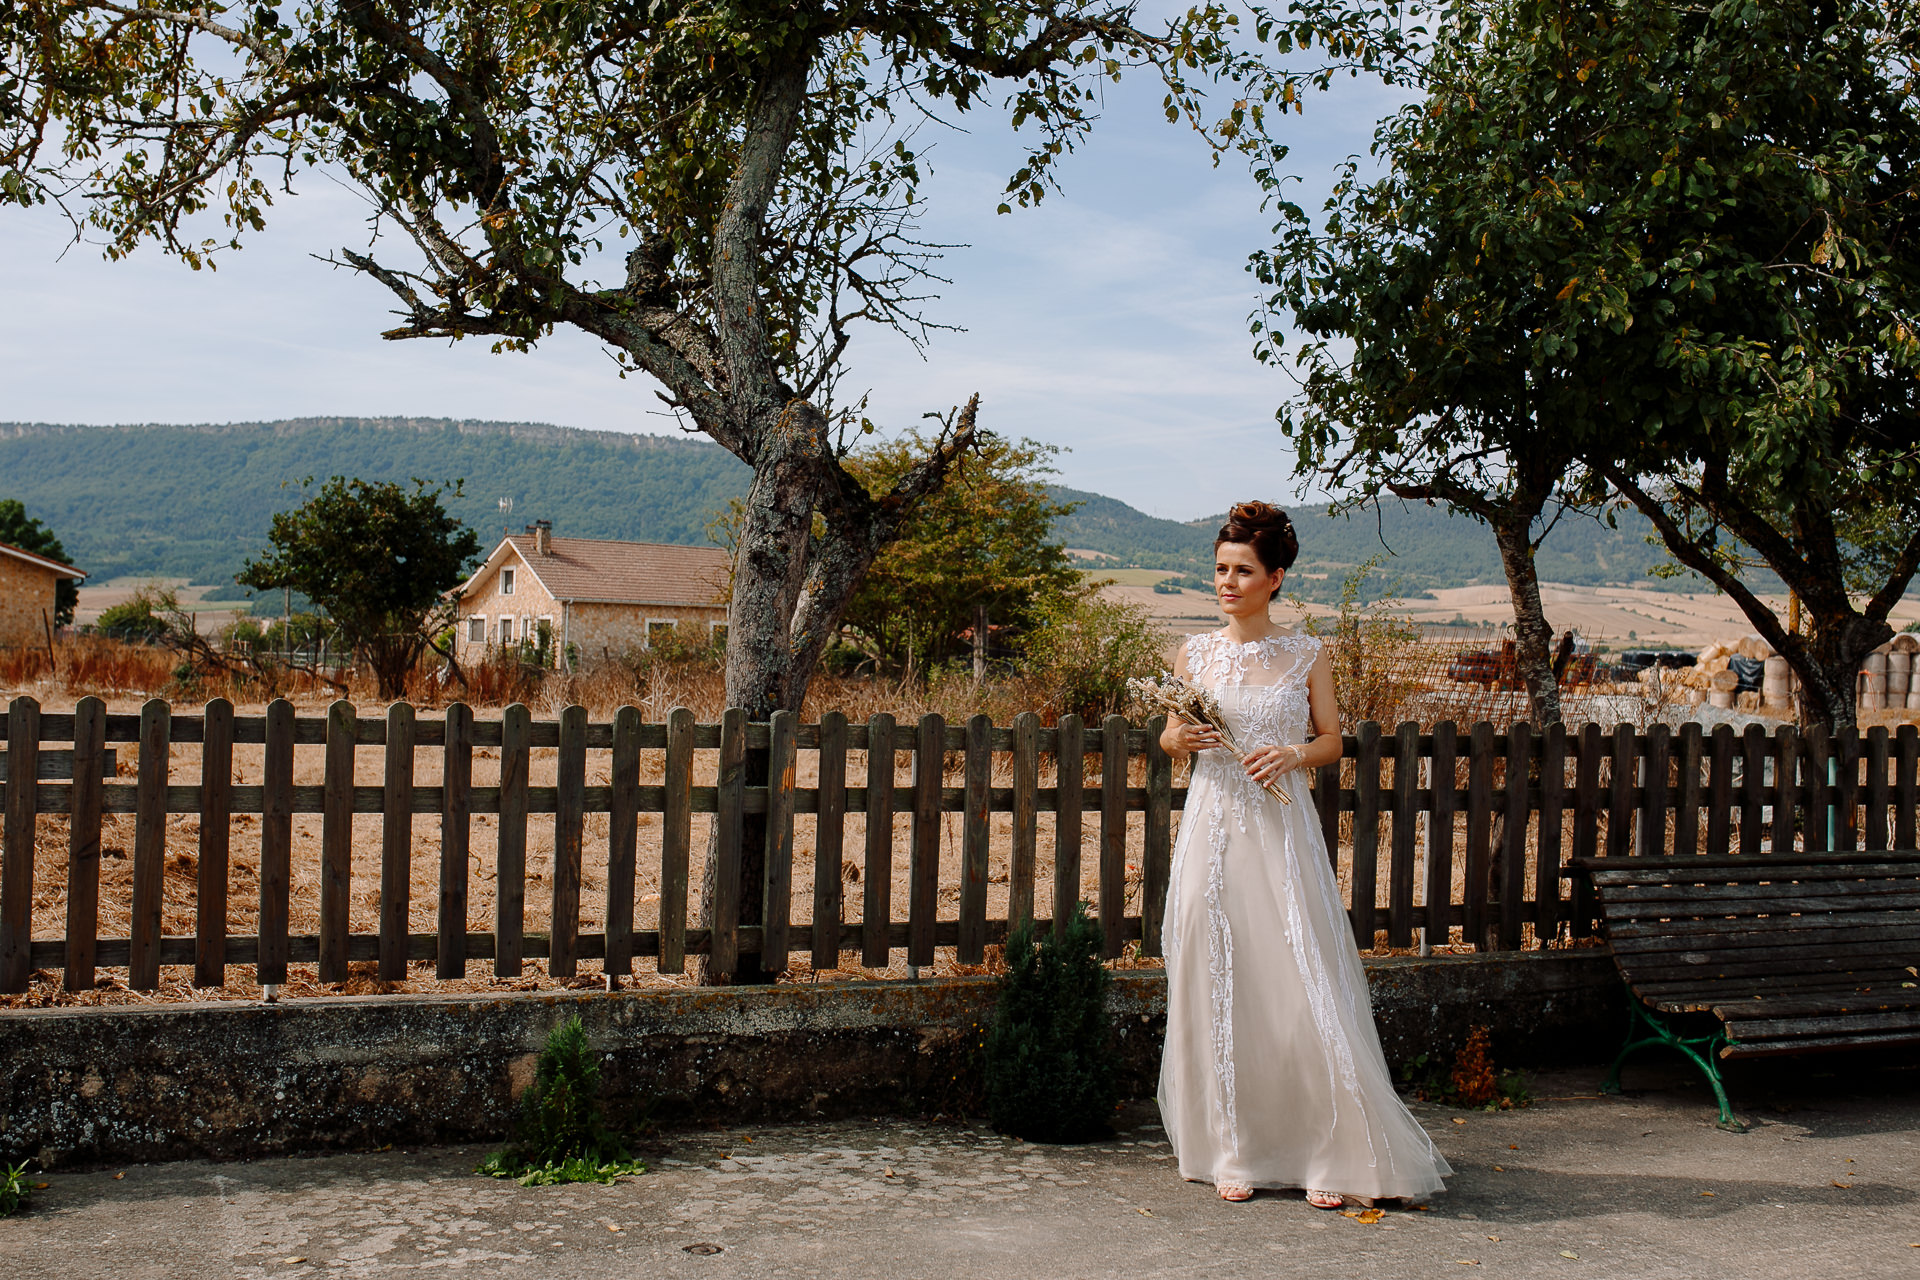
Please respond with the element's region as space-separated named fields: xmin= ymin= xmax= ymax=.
xmin=0 ymin=1163 xmax=31 ymax=1217
xmin=984 ymin=902 xmax=1116 ymax=1143
xmin=478 ymin=1016 xmax=645 ymax=1186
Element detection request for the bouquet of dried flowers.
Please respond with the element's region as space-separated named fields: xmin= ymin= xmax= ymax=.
xmin=1126 ymin=673 xmax=1292 ymax=805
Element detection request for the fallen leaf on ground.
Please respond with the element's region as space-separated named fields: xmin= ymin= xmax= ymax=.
xmin=113 ymin=1172 xmax=125 ymax=1180
xmin=31 ymin=1182 xmax=48 ymax=1190
xmin=282 ymin=1259 xmax=306 ymax=1266
xmin=606 ymin=1224 xmax=622 ymax=1233
xmin=1135 ymin=1208 xmax=1154 ymax=1217
xmin=1492 ymin=1166 xmax=1506 ymax=1172
xmin=1340 ymin=1207 xmax=1385 ymax=1224
xmin=1452 ymin=1118 xmax=1468 ymax=1125
xmin=884 ymin=1167 xmax=896 ymax=1178
xmin=1455 ymin=1260 xmax=1479 ymax=1266
xmin=1559 ymin=1251 xmax=1580 ymax=1260
xmin=1700 ymin=1191 xmax=1715 ymax=1197
xmin=1508 ymin=1144 xmax=1518 ymax=1151
xmin=1832 ymin=1181 xmax=1852 ymax=1189
xmin=1487 ymin=1235 xmax=1501 ymax=1242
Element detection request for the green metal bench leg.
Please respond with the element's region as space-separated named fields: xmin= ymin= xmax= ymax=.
xmin=1600 ymin=1000 xmax=1745 ymax=1132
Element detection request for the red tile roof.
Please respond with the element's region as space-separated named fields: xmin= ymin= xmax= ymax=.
xmin=0 ymin=540 xmax=85 ymax=579
xmin=463 ymin=535 xmax=728 ymax=607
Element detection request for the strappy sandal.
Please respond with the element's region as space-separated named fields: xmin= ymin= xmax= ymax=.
xmin=1217 ymin=1181 xmax=1255 ymax=1202
xmin=1305 ymin=1189 xmax=1344 ymax=1209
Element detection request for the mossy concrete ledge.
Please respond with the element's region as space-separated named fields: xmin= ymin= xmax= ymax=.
xmin=1 ymin=951 xmax=1619 ymax=1167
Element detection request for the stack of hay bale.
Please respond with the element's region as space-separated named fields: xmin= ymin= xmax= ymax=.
xmin=1860 ymin=634 xmax=1920 ymax=712
xmin=1657 ymin=636 xmax=1773 ymax=711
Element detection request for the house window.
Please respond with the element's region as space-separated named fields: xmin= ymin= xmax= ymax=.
xmin=646 ymin=619 xmax=678 ymax=650
xmin=501 ymin=568 xmax=516 ymax=596
xmin=709 ymin=621 xmax=728 ymax=647
xmin=467 ymin=617 xmax=485 ymax=644
xmin=498 ymin=615 xmax=514 ymax=643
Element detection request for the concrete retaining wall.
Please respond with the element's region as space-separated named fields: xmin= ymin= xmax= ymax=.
xmin=1 ymin=951 xmax=1621 ymax=1167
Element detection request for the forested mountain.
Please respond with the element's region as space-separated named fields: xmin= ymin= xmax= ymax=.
xmin=0 ymin=418 xmax=748 ymax=585
xmin=2 ymin=416 xmax=1719 ymax=600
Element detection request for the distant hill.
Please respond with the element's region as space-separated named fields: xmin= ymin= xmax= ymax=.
xmin=0 ymin=418 xmax=749 ymax=586
xmin=1049 ymin=485 xmax=1724 ymax=600
xmin=3 ymin=416 xmax=1731 ymax=604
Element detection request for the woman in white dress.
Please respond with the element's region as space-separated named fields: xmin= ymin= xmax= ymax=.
xmin=1156 ymin=501 xmax=1453 ymax=1206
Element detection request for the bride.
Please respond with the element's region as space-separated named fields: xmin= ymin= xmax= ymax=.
xmin=1156 ymin=501 xmax=1452 ymax=1206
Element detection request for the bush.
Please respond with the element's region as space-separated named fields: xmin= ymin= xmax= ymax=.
xmin=984 ymin=903 xmax=1116 ymax=1143
xmin=94 ymin=583 xmax=181 ymax=642
xmin=1020 ymin=591 xmax=1167 ymax=724
xmin=477 ymin=1016 xmax=646 ymax=1186
xmin=1297 ymin=557 xmax=1424 ymax=728
xmin=0 ymin=1162 xmax=30 ymax=1217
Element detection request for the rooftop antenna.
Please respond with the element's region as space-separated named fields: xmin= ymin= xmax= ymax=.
xmin=499 ymin=496 xmax=514 ymax=539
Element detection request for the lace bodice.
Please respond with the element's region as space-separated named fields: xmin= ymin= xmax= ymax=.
xmin=1183 ymin=630 xmax=1321 ymax=757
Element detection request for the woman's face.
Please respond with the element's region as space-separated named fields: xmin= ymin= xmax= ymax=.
xmin=1214 ymin=542 xmax=1283 ymax=618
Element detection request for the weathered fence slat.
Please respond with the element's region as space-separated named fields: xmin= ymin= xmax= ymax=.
xmin=710 ymin=707 xmax=747 ymax=980
xmin=495 ymin=703 xmax=531 ymax=978
xmin=1639 ymin=722 xmax=1670 ymax=860
xmin=549 ymin=704 xmax=588 ymax=978
xmin=1054 ymin=714 xmax=1083 ymax=935
xmin=0 ymin=697 xmax=39 ymax=994
xmin=1706 ymin=725 xmax=1734 ymax=858
xmin=1426 ymin=719 xmax=1459 ymax=947
xmin=1316 ymin=754 xmax=1340 ymax=873
xmin=1896 ymin=725 xmax=1919 ymax=851
xmin=1099 ymin=715 xmax=1129 ymax=960
xmin=604 ymin=706 xmax=642 ymax=978
xmin=812 ymin=710 xmax=848 ymax=971
xmin=1675 ymin=723 xmax=1703 ymax=859
xmin=1740 ymin=724 xmax=1767 ymax=857
xmin=1535 ymin=722 xmax=1567 ymax=944
xmin=1388 ymin=721 xmax=1419 ymax=949
xmin=1350 ymin=720 xmax=1382 ymax=949
xmin=1463 ymin=721 xmax=1495 ymax=951
xmin=1570 ymin=724 xmax=1601 ymax=939
xmin=438 ymin=702 xmax=473 ymax=979
xmin=63 ymin=697 xmax=106 ymax=992
xmin=1141 ymin=716 xmax=1172 ymax=959
xmin=1009 ymin=712 xmax=1039 ymax=936
xmin=960 ymin=714 xmax=992 ymax=965
xmin=1773 ymin=726 xmax=1801 ymax=854
xmin=257 ymin=699 xmax=294 ymax=986
xmin=318 ymin=700 xmax=355 ymax=985
xmin=908 ymin=713 xmax=943 ymax=968
xmin=660 ymin=707 xmax=695 ymax=974
xmin=1865 ymin=726 xmax=1891 ymax=853
xmin=1609 ymin=724 xmax=1636 ymax=859
xmin=761 ymin=710 xmax=798 ymax=969
xmin=129 ymin=698 xmax=171 ymax=990
xmin=1498 ymin=721 xmax=1532 ymax=950
xmin=1833 ymin=727 xmax=1861 ymax=852
xmin=1805 ymin=724 xmax=1832 ymax=851
xmin=861 ymin=713 xmax=896 ymax=969
xmin=379 ymin=702 xmax=416 ymax=982
xmin=196 ymin=698 xmax=235 ymax=988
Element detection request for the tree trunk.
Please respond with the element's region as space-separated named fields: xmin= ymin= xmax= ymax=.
xmin=1489 ymin=514 xmax=1562 ymax=727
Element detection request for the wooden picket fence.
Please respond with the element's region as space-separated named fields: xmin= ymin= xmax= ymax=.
xmin=0 ymin=696 xmax=1916 ymax=996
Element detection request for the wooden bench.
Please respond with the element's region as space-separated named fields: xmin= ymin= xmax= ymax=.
xmin=1573 ymin=850 xmax=1920 ymax=1130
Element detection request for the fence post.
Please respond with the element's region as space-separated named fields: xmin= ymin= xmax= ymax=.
xmin=908 ymin=713 xmax=943 ymax=969
xmin=318 ymin=699 xmax=356 ymax=984
xmin=1675 ymin=722 xmax=1703 ymax=858
xmin=1009 ymin=712 xmax=1040 ymax=936
xmin=1464 ymin=722 xmax=1496 ymax=951
xmin=605 ymin=705 xmax=642 ymax=977
xmin=1142 ymin=715 xmax=1172 ymax=959
xmin=65 ymin=696 xmax=106 ymax=992
xmin=960 ymin=714 xmax=992 ymax=965
xmin=495 ymin=702 xmax=531 ymax=977
xmin=1639 ymin=722 xmax=1670 ymax=857
xmin=1054 ymin=714 xmax=1084 ymax=935
xmin=812 ymin=709 xmax=848 ymax=971
xmin=549 ymin=704 xmax=587 ymax=978
xmin=1535 ymin=722 xmax=1567 ymax=946
xmin=196 ymin=697 xmax=235 ymax=989
xmin=1833 ymin=727 xmax=1861 ymax=852
xmin=1388 ymin=721 xmax=1419 ymax=950
xmin=1772 ymin=725 xmax=1800 ymax=854
xmin=438 ymin=702 xmax=473 ymax=979
xmin=1425 ymin=720 xmax=1459 ymax=949
xmin=1498 ymin=721 xmax=1532 ymax=950
xmin=129 ymin=698 xmax=171 ymax=990
xmin=1706 ymin=724 xmax=1735 ymax=857
xmin=759 ymin=709 xmax=797 ymax=969
xmin=1 ymin=695 xmax=41 ymax=993
xmin=710 ymin=707 xmax=747 ymax=979
xmin=1571 ymin=724 xmax=1601 ymax=938
xmin=1864 ymin=726 xmax=1890 ymax=852
xmin=257 ymin=698 xmax=295 ymax=988
xmin=379 ymin=701 xmax=416 ymax=982
xmin=660 ymin=706 xmax=695 ymax=974
xmin=1608 ymin=724 xmax=1636 ymax=858
xmin=861 ymin=713 xmax=896 ymax=969
xmin=1895 ymin=724 xmax=1918 ymax=851
xmin=1740 ymin=724 xmax=1767 ymax=856
xmin=1350 ymin=720 xmax=1382 ymax=949
xmin=1099 ymin=714 xmax=1128 ymax=960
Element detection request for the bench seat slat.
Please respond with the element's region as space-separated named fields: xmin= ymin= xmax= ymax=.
xmin=1590 ymin=865 xmax=1920 ymax=889
xmin=1608 ymin=913 xmax=1920 ymax=942
xmin=1574 ymin=851 xmax=1920 ymax=875
xmin=1603 ymin=879 xmax=1920 ymax=906
xmin=1720 ymin=1028 xmax=1920 ymax=1058
xmin=1636 ymin=971 xmax=1920 ymax=1004
xmin=1711 ymin=992 xmax=1920 ymax=1019
xmin=1610 ymin=922 xmax=1920 ymax=955
xmin=1724 ymin=1010 xmax=1920 ymax=1040
xmin=1621 ymin=951 xmax=1920 ymax=987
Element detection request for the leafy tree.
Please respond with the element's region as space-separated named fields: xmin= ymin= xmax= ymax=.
xmin=1265 ymin=0 xmax=1920 ymax=730
xmin=0 ymin=498 xmax=79 ymax=625
xmin=840 ymin=433 xmax=1081 ymax=677
xmin=237 ymin=477 xmax=481 ymax=699
xmin=1020 ymin=589 xmax=1167 ymax=724
xmin=984 ymin=903 xmax=1115 ymax=1143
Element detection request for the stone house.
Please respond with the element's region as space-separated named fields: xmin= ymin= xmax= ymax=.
xmin=452 ymin=521 xmax=730 ymax=667
xmin=0 ymin=541 xmax=86 ymax=649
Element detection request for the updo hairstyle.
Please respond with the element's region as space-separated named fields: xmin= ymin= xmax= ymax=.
xmin=1214 ymin=500 xmax=1299 ymax=574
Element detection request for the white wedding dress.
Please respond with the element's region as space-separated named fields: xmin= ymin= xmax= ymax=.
xmin=1157 ymin=631 xmax=1452 ymax=1199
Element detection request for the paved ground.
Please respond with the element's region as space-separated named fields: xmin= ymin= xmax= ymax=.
xmin=4 ymin=1063 xmax=1918 ymax=1279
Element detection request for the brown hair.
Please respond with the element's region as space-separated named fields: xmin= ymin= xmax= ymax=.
xmin=1214 ymin=500 xmax=1299 ymax=573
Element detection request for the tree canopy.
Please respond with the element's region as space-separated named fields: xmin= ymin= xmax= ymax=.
xmin=0 ymin=498 xmax=79 ymax=625
xmin=237 ymin=476 xmax=482 ymax=698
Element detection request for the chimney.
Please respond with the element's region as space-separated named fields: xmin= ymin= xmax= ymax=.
xmin=533 ymin=519 xmax=552 ymax=557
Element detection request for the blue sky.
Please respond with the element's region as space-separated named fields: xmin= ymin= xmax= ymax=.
xmin=0 ymin=30 xmax=1406 ymax=521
